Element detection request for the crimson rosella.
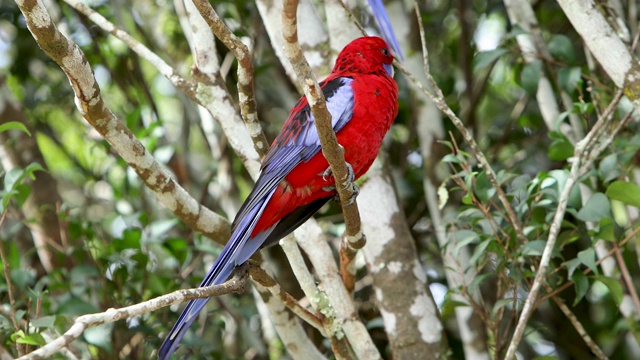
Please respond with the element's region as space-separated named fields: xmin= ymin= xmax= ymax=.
xmin=158 ymin=36 xmax=398 ymax=359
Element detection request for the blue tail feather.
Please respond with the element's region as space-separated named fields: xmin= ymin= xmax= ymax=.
xmin=158 ymin=250 xmax=237 ymax=360
xmin=158 ymin=193 xmax=276 ymax=359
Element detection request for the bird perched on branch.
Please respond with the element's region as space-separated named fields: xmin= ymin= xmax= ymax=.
xmin=159 ymin=36 xmax=398 ymax=359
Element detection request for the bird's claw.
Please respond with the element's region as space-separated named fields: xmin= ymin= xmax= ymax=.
xmin=321 ymin=162 xmax=358 ymax=205
xmin=344 ymin=183 xmax=359 ymax=205
xmin=322 ymin=163 xmax=355 ymax=189
xmin=322 ymin=166 xmax=333 ymax=182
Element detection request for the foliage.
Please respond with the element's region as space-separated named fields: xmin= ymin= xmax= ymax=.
xmin=2 ymin=0 xmax=640 ymax=359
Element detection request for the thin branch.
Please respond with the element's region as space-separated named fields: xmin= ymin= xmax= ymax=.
xmin=410 ymin=2 xmax=526 ymax=242
xmin=17 ymin=265 xmax=249 ymax=360
xmin=248 ymin=263 xmax=326 ymax=336
xmin=614 ymin=240 xmax=640 ymax=313
xmin=279 ymin=235 xmax=323 ymax=306
xmin=281 ymin=0 xmax=365 ymax=295
xmin=190 ymin=0 xmax=269 ymax=158
xmin=249 ymin=264 xmax=355 ymax=359
xmin=549 ymin=290 xmax=607 ymax=360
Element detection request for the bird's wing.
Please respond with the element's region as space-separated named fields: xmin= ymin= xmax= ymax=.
xmin=231 ymin=76 xmax=355 ymax=234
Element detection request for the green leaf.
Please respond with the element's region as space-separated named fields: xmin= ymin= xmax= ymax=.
xmin=558 ymin=67 xmax=582 ymax=93
xmin=596 ymin=217 xmax=616 ymax=242
xmin=24 ymin=163 xmax=45 ymax=180
xmin=469 ymin=239 xmax=492 ymax=266
xmin=577 ymin=248 xmax=597 ymax=275
xmin=441 ymin=154 xmax=464 ymax=164
xmin=572 ymin=271 xmax=589 ymax=305
xmin=31 ymin=316 xmax=57 ymax=329
xmin=148 ymin=218 xmax=179 ymax=241
xmin=11 ymin=269 xmax=34 ymax=288
xmin=437 ymin=182 xmax=449 ymax=210
xmin=576 ymin=192 xmax=611 ymax=222
xmin=572 ymin=101 xmax=594 ymax=115
xmin=164 ymin=238 xmax=189 ymax=263
xmin=520 ymin=60 xmax=542 ymax=95
xmin=468 ymin=273 xmax=491 ymax=297
xmin=473 ymin=48 xmax=508 ymax=72
xmin=440 ymin=292 xmax=470 ymax=319
xmin=606 ymin=181 xmax=640 ymax=208
xmin=599 ymin=154 xmax=620 ymax=183
xmin=521 ymin=240 xmax=546 ymax=256
xmin=594 ymin=275 xmax=623 ymax=305
xmin=474 ymin=171 xmax=495 ymax=203
xmin=3 ymin=163 xmax=44 ymax=194
xmin=15 ymin=332 xmax=45 ymax=346
xmin=491 ymin=298 xmax=515 ymax=317
xmin=451 ymin=230 xmax=480 ymax=254
xmin=548 ymin=131 xmax=574 ymax=161
xmin=84 ymin=323 xmax=113 ymax=350
xmin=4 ymin=168 xmax=25 ymax=192
xmin=0 ymin=121 xmax=31 ymax=136
xmin=118 ymin=228 xmax=142 ymax=250
xmin=548 ymin=34 xmax=575 ymax=63
xmin=58 ymin=297 xmax=99 ymax=316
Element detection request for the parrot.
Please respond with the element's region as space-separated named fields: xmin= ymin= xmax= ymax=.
xmin=158 ymin=36 xmax=399 ymax=359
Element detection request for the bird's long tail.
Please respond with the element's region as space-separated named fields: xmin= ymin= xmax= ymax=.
xmin=158 ymin=194 xmax=275 ymax=360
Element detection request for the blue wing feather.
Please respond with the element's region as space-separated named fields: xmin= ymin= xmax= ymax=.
xmin=235 ymin=77 xmax=354 ymax=229
xmin=158 ymin=76 xmax=355 ymax=360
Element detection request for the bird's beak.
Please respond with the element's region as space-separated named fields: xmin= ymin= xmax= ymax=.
xmin=384 ymin=63 xmax=394 ymax=77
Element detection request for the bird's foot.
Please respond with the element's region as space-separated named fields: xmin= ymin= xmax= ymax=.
xmin=321 ymin=162 xmax=359 ymax=205
xmin=322 ymin=162 xmax=355 ymax=189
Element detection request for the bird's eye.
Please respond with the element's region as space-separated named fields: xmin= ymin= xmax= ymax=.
xmin=381 ymin=48 xmax=389 ymax=56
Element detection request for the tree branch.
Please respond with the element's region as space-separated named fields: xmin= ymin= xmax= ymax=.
xmin=281 ymin=0 xmax=365 ymax=295
xmin=190 ymin=0 xmax=269 ymax=158
xmin=17 ymin=264 xmax=250 ymax=360
xmin=16 ymin=0 xmax=232 ymax=241
xmin=62 ymin=0 xmax=262 ymax=178
xmin=248 ymin=263 xmax=326 ymax=336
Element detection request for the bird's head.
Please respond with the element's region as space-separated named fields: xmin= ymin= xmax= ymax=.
xmin=332 ymin=36 xmax=395 ymax=77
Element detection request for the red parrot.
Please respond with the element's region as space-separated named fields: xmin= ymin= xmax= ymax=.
xmin=159 ymin=36 xmax=398 ymax=359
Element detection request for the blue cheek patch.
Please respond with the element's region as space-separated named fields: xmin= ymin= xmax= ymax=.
xmin=384 ymin=63 xmax=394 ymax=77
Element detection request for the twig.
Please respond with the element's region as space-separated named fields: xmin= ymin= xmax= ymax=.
xmin=17 ymin=265 xmax=249 ymax=360
xmin=279 ymin=236 xmax=323 ymax=305
xmin=281 ymin=0 xmax=365 ymax=295
xmin=278 ymin=236 xmax=358 ymax=358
